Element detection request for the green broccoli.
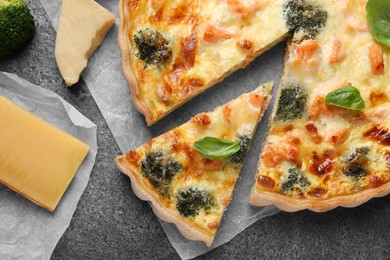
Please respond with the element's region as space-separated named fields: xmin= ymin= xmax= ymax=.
xmin=141 ymin=151 xmax=182 ymax=197
xmin=134 ymin=28 xmax=172 ymax=67
xmin=0 ymin=0 xmax=35 ymax=59
xmin=342 ymin=147 xmax=370 ymax=179
xmin=281 ymin=168 xmax=310 ymax=192
xmin=176 ymin=187 xmax=215 ymax=217
xmin=284 ymin=0 xmax=328 ymax=37
xmin=229 ymin=135 xmax=251 ymax=165
xmin=275 ymin=83 xmax=307 ymax=121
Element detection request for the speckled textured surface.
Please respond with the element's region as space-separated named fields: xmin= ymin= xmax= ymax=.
xmin=0 ymin=1 xmax=389 ymax=259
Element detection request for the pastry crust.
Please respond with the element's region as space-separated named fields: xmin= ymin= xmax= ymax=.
xmin=249 ymin=182 xmax=390 ymax=212
xmin=115 ymin=157 xmax=214 ymax=246
xmin=118 ymin=0 xmax=288 ymax=125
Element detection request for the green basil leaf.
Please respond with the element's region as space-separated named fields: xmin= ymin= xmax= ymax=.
xmin=325 ymin=86 xmax=365 ymax=110
xmin=193 ymin=137 xmax=240 ymax=160
xmin=367 ymin=0 xmax=390 ymax=48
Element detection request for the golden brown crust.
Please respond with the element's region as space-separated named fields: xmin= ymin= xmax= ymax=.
xmin=118 ymin=0 xmax=155 ymax=125
xmin=249 ymin=182 xmax=390 ymax=212
xmin=114 ymin=155 xmax=214 ymax=246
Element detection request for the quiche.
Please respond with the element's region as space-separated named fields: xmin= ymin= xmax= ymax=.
xmin=118 ymin=0 xmax=288 ymax=125
xmin=250 ymin=0 xmax=390 ymax=212
xmin=115 ymin=82 xmax=272 ymax=246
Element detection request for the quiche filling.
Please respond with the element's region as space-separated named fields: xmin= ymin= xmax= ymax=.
xmin=251 ymin=0 xmax=390 ymax=209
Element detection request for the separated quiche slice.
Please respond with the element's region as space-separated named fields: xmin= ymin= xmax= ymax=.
xmin=115 ymin=82 xmax=272 ymax=246
xmin=118 ymin=0 xmax=288 ymax=125
xmin=250 ymin=0 xmax=390 ymax=212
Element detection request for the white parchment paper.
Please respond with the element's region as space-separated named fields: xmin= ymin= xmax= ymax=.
xmin=0 ymin=72 xmax=97 ymax=260
xmin=40 ymin=1 xmax=284 ymax=258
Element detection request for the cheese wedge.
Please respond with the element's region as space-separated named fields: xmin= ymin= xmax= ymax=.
xmin=0 ymin=96 xmax=89 ymax=211
xmin=55 ymin=0 xmax=115 ymax=86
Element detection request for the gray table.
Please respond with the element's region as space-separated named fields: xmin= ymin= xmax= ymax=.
xmin=1 ymin=1 xmax=389 ymax=259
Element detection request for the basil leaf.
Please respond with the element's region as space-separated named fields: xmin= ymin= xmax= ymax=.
xmin=367 ymin=0 xmax=390 ymax=48
xmin=193 ymin=137 xmax=240 ymax=160
xmin=325 ymin=86 xmax=365 ymax=110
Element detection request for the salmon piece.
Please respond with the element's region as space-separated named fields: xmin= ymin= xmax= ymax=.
xmin=329 ymin=40 xmax=346 ymax=64
xmin=297 ymin=40 xmax=320 ymax=60
xmin=236 ymin=40 xmax=254 ymax=53
xmin=246 ymin=92 xmax=264 ymax=109
xmin=309 ymin=96 xmax=325 ymax=120
xmin=369 ymin=43 xmax=385 ymax=75
xmin=262 ymin=141 xmax=299 ymax=168
xmin=223 ymin=104 xmax=232 ymax=124
xmin=326 ymin=128 xmax=351 ymax=145
xmin=203 ymin=24 xmax=233 ymax=43
xmin=193 ymin=112 xmax=212 ymax=126
xmin=309 ymin=95 xmax=333 ymax=120
xmin=292 ymin=39 xmax=322 ymax=72
xmin=366 ymin=103 xmax=390 ymax=123
xmin=305 ymin=122 xmax=323 ymax=144
xmin=226 ymin=0 xmax=263 ymax=19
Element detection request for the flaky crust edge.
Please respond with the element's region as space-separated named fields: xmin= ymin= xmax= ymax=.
xmin=118 ymin=0 xmax=155 ymax=125
xmin=118 ymin=0 xmax=288 ymax=126
xmin=249 ymin=182 xmax=390 ymax=212
xmin=114 ymin=156 xmax=214 ymax=246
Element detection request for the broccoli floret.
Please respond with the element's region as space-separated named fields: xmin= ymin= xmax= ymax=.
xmin=275 ymin=84 xmax=307 ymax=121
xmin=141 ymin=151 xmax=182 ymax=197
xmin=342 ymin=147 xmax=369 ymax=179
xmin=229 ymin=135 xmax=251 ymax=164
xmin=345 ymin=165 xmax=368 ymax=179
xmin=0 ymin=0 xmax=35 ymax=59
xmin=281 ymin=168 xmax=310 ymax=192
xmin=284 ymin=0 xmax=328 ymax=37
xmin=134 ymin=28 xmax=172 ymax=67
xmin=176 ymin=187 xmax=215 ymax=217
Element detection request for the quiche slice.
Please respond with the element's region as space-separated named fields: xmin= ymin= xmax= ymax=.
xmin=250 ymin=0 xmax=390 ymax=212
xmin=118 ymin=0 xmax=288 ymax=125
xmin=115 ymin=82 xmax=272 ymax=246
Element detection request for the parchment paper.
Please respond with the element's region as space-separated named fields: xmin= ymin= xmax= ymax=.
xmin=0 ymin=72 xmax=97 ymax=260
xmin=40 ymin=1 xmax=285 ymax=258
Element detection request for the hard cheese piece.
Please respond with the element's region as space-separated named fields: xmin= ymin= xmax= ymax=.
xmin=55 ymin=0 xmax=115 ymax=86
xmin=0 ymin=96 xmax=89 ymax=211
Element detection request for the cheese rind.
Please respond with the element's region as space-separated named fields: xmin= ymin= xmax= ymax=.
xmin=0 ymin=96 xmax=89 ymax=211
xmin=55 ymin=0 xmax=116 ymax=86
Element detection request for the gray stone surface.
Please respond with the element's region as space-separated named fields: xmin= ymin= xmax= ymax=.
xmin=0 ymin=1 xmax=389 ymax=259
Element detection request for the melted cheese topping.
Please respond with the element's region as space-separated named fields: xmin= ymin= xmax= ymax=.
xmin=119 ymin=83 xmax=271 ymax=239
xmin=121 ymin=0 xmax=287 ymax=124
xmin=254 ymin=0 xmax=390 ymax=201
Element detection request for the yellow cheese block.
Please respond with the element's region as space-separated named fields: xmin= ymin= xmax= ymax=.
xmin=0 ymin=96 xmax=89 ymax=211
xmin=55 ymin=0 xmax=116 ymax=86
